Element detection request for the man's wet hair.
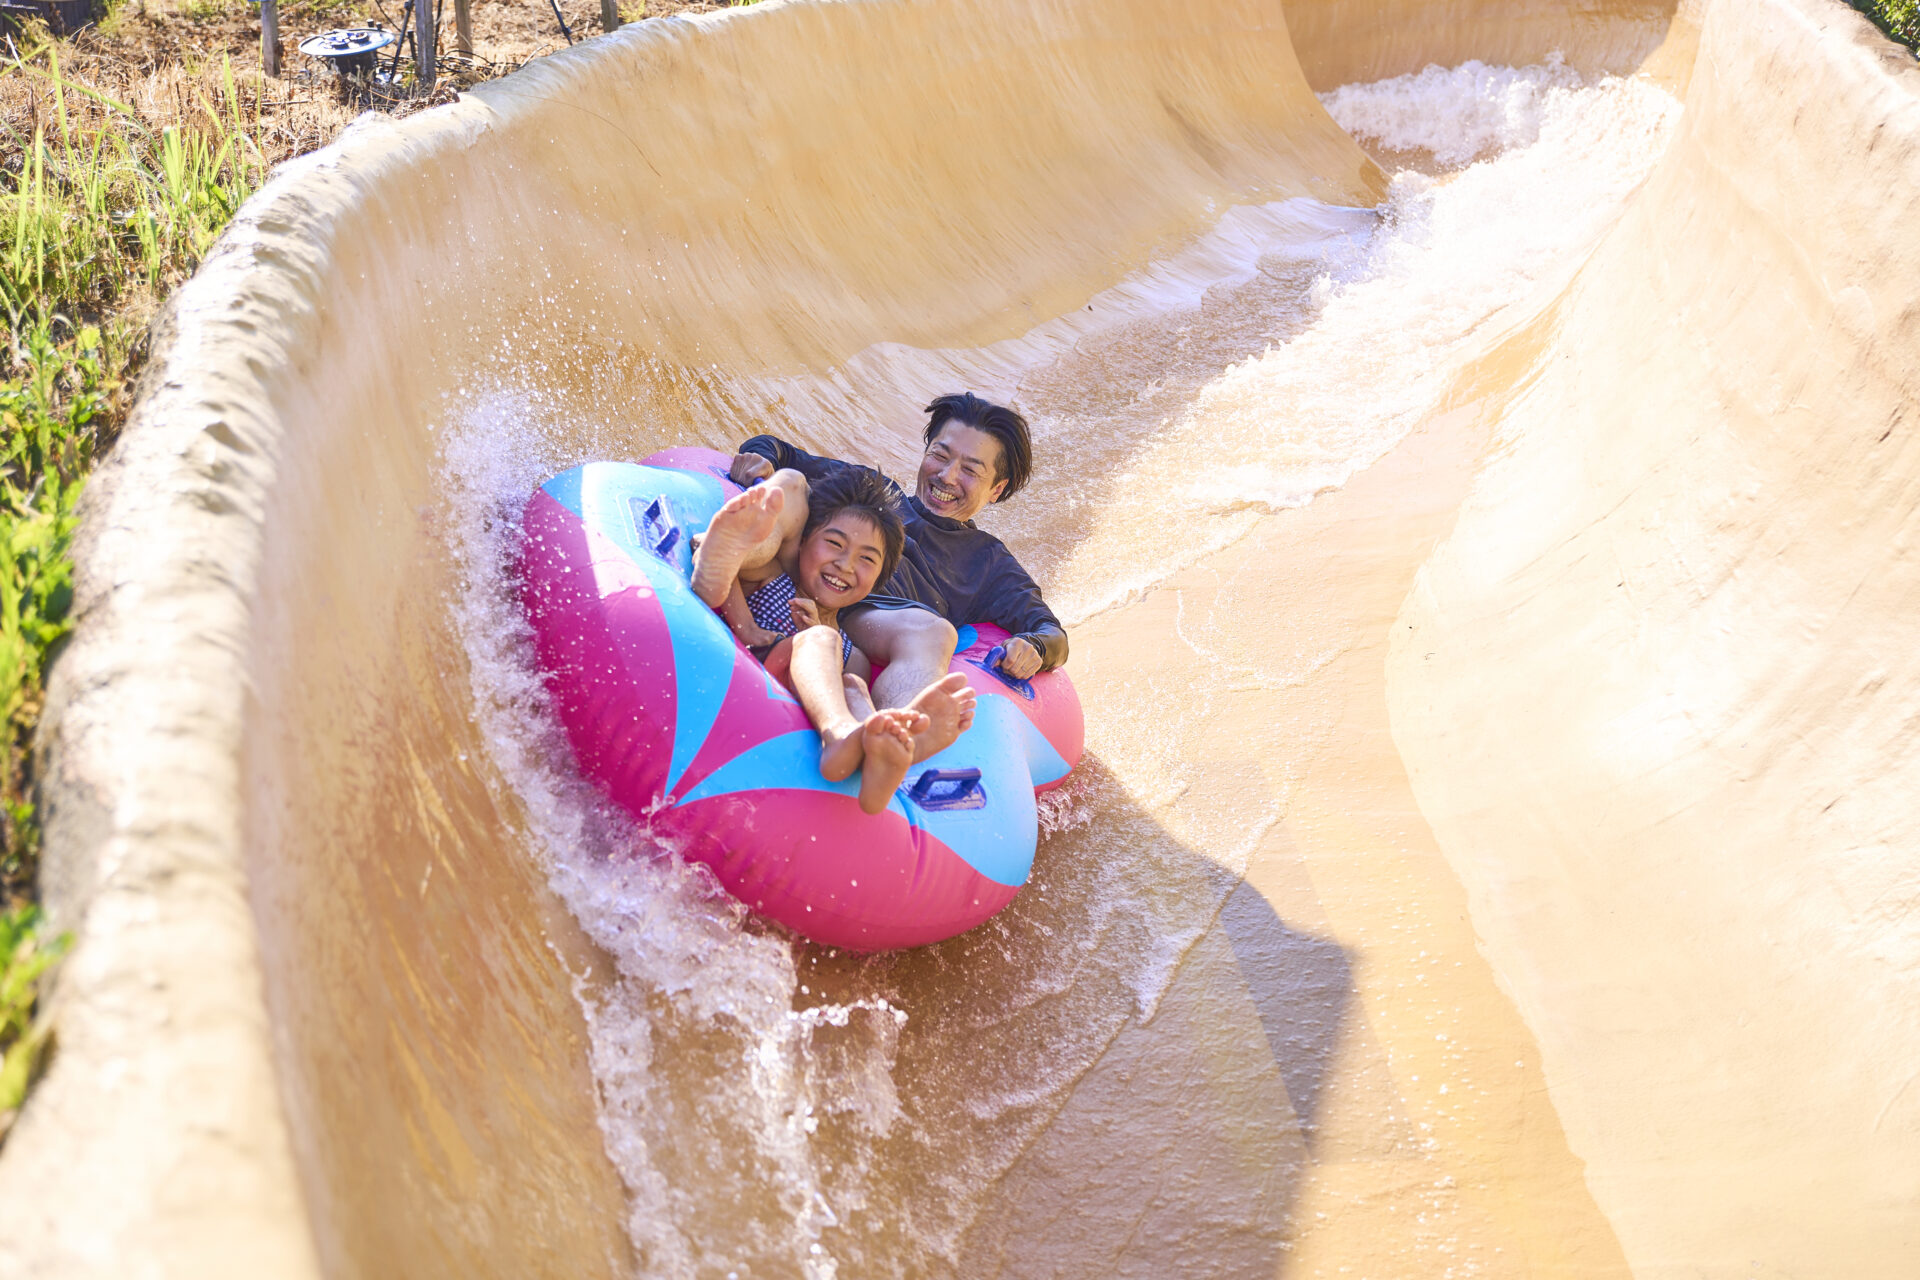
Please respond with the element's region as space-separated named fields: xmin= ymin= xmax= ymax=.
xmin=923 ymin=392 xmax=1033 ymax=502
xmin=801 ymin=467 xmax=907 ymax=585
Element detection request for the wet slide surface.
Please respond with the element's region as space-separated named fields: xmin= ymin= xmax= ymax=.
xmin=5 ymin=0 xmax=1919 ymax=1276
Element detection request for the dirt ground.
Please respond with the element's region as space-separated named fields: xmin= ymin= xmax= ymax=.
xmin=4 ymin=0 xmax=736 ymax=169
xmin=56 ymin=0 xmax=730 ymax=78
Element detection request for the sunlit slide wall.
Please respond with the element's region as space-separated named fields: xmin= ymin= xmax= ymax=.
xmin=4 ymin=0 xmax=1859 ymax=1274
xmin=1389 ymin=0 xmax=1920 ymax=1273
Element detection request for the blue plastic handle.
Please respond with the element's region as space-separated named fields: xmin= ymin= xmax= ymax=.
xmin=708 ymin=463 xmax=767 ymax=488
xmin=971 ymin=645 xmax=1036 ymax=700
xmin=906 ymin=767 xmax=988 ymax=811
xmin=632 ymin=495 xmax=681 ymax=561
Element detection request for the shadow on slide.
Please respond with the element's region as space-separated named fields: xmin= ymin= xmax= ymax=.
xmin=778 ymin=755 xmax=1359 ymax=1277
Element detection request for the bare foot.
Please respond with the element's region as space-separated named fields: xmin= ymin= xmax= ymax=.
xmin=906 ymin=673 xmax=977 ymax=763
xmin=818 ymin=717 xmax=865 ymax=783
xmin=819 ymin=674 xmax=931 ymax=784
xmin=690 ymin=484 xmax=784 ymax=607
xmin=857 ymin=710 xmax=919 ymax=814
xmin=844 ymin=671 xmax=931 ymax=735
xmin=818 ymin=673 xmax=879 ymax=780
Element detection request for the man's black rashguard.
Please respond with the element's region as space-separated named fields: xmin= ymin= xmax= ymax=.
xmin=737 ymin=434 xmax=1070 ymax=672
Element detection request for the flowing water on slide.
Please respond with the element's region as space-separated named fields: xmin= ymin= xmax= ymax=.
xmin=436 ymin=61 xmax=1677 ymax=1277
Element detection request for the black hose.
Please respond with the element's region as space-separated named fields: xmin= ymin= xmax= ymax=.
xmin=547 ymin=0 xmax=574 ymax=44
xmin=387 ymin=0 xmax=411 ymax=79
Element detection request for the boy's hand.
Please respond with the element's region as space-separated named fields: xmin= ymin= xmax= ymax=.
xmin=789 ymin=597 xmax=823 ymax=630
xmin=730 ymin=619 xmax=787 ymax=650
xmin=730 ymin=452 xmax=774 ymax=486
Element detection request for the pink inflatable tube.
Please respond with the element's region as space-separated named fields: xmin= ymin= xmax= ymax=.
xmin=519 ymin=448 xmax=1084 ymax=950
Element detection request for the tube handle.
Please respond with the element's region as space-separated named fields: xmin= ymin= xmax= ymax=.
xmin=633 ymin=495 xmax=681 ymax=561
xmin=906 ymin=767 xmax=988 ymax=811
xmin=971 ymin=645 xmax=1036 ymax=700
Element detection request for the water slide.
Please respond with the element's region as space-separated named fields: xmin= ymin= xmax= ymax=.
xmin=5 ymin=0 xmax=1918 ymax=1273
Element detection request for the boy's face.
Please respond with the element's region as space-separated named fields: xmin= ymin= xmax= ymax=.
xmin=796 ymin=512 xmax=888 ymax=609
xmin=916 ymin=424 xmax=1008 ymax=523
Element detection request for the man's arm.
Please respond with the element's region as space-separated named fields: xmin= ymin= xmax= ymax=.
xmin=735 ymin=435 xmax=854 ymax=487
xmin=735 ymin=436 xmax=910 ymax=522
xmin=982 ymin=553 xmax=1069 ymax=674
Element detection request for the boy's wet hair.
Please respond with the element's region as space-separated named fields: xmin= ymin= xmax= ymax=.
xmin=801 ymin=467 xmax=907 ymax=586
xmin=923 ymin=392 xmax=1033 ymax=501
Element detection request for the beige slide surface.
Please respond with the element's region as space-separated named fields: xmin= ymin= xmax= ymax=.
xmin=0 ymin=0 xmax=1913 ymax=1276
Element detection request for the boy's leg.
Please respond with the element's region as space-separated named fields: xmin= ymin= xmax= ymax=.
xmin=764 ymin=469 xmax=810 ymax=565
xmin=790 ymin=625 xmax=867 ymax=781
xmin=689 ymin=469 xmax=807 ymax=608
xmin=791 ymin=627 xmax=943 ymax=805
xmin=841 ymin=673 xmax=923 ymax=814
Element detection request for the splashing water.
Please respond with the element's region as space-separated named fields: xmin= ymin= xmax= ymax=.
xmin=1320 ymin=55 xmax=1587 ymax=166
xmin=441 ymin=394 xmax=914 ymax=1277
xmin=1024 ymin=62 xmax=1681 ymax=625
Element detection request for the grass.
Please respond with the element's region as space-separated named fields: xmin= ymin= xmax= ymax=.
xmin=1853 ymin=0 xmax=1920 ymax=50
xmin=0 ymin=903 xmax=65 ymax=1130
xmin=0 ymin=38 xmax=275 ymax=1136
xmin=2 ymin=41 xmax=274 ymax=862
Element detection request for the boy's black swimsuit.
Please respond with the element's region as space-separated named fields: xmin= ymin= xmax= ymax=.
xmin=738 ymin=434 xmax=1070 ymax=672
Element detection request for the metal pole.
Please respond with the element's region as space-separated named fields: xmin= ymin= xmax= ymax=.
xmin=546 ymin=0 xmax=573 ymax=44
xmin=413 ymin=0 xmax=435 ymax=87
xmin=259 ymin=0 xmax=279 ymax=77
xmin=600 ymin=0 xmax=618 ymax=33
xmin=454 ymin=0 xmax=471 ymax=54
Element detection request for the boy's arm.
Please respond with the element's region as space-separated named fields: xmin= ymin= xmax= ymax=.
xmin=718 ymin=579 xmax=786 ymax=650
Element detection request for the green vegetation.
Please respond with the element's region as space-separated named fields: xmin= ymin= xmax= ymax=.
xmin=1 ymin=36 xmax=270 ymax=1133
xmin=1 ymin=903 xmax=66 ymax=1132
xmin=1853 ymin=0 xmax=1920 ymax=51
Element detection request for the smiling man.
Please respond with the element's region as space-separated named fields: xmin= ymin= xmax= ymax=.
xmin=731 ymin=392 xmax=1069 ymax=770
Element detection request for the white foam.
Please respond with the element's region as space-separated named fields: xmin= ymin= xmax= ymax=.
xmin=736 ymin=198 xmax=1377 ymax=468
xmin=1320 ymin=55 xmax=1585 ymax=164
xmin=1199 ymin=69 xmax=1679 ymax=506
xmin=1039 ymin=64 xmax=1680 ymax=624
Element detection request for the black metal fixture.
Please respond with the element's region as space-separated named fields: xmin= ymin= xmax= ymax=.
xmin=297 ymin=25 xmax=398 ymax=79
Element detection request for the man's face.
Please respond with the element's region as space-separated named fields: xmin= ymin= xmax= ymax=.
xmin=916 ymin=423 xmax=1008 ymax=522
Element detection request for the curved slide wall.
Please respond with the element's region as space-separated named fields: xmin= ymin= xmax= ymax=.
xmin=1 ymin=0 xmax=1913 ymax=1275
xmin=1388 ymin=0 xmax=1920 ymax=1273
